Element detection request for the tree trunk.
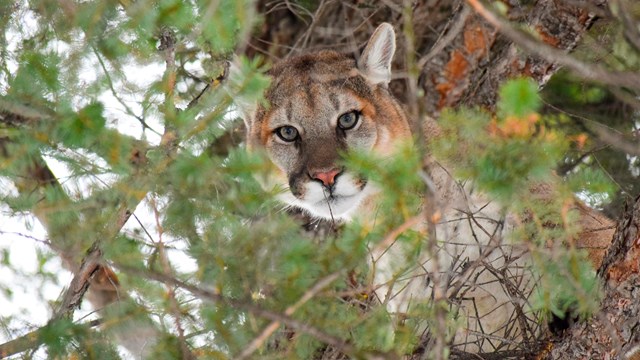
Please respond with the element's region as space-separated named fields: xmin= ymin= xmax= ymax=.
xmin=247 ymin=0 xmax=603 ymax=113
xmin=543 ymin=194 xmax=640 ymax=359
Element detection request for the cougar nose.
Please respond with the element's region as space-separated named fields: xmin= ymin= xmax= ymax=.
xmin=311 ymin=168 xmax=341 ymax=187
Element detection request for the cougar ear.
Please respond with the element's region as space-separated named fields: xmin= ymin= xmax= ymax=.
xmin=358 ymin=23 xmax=396 ymax=86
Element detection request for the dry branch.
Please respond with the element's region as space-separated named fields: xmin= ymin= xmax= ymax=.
xmin=237 ymin=271 xmax=342 ymax=359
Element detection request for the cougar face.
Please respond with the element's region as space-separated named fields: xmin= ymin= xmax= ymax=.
xmin=241 ymin=24 xmax=411 ymax=220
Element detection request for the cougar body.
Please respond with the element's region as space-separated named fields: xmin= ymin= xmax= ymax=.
xmin=237 ymin=23 xmax=614 ymax=353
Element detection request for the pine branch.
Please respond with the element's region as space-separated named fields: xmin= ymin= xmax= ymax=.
xmin=115 ymin=265 xmax=403 ymax=360
xmin=0 ymin=245 xmax=107 ymax=358
xmin=0 ymin=320 xmax=102 ymax=359
xmin=236 ymin=271 xmax=342 ymax=359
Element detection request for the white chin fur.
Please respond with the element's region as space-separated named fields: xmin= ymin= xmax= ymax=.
xmin=277 ymin=173 xmax=375 ymax=221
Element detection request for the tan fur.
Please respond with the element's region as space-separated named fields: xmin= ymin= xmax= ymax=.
xmin=240 ymin=24 xmax=411 ymax=220
xmin=238 ymin=23 xmax=614 ymax=354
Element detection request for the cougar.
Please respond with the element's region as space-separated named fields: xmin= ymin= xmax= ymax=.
xmin=234 ymin=23 xmax=615 ymax=353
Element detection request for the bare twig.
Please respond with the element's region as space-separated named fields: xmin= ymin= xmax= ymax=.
xmin=450 ymin=347 xmax=539 ymax=360
xmin=417 ymin=5 xmax=471 ymax=69
xmin=556 ymin=145 xmax=611 ymax=176
xmin=150 ymin=196 xmax=194 ymax=360
xmin=544 ymin=101 xmax=640 ymax=157
xmin=401 ymin=0 xmax=420 ymax=121
xmin=371 ymin=213 xmax=425 ymax=262
xmin=409 ymin=64 xmax=446 ymax=355
xmin=93 ymin=48 xmax=161 ymax=136
xmin=289 ymin=0 xmax=330 ymax=55
xmin=589 ymin=122 xmax=640 ymax=157
xmin=185 ymin=61 xmax=229 ymax=110
xmin=422 ymin=187 xmax=447 ymax=360
xmin=266 ymin=0 xmax=311 ymax=24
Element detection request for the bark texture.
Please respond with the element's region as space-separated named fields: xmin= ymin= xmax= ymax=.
xmin=543 ymin=195 xmax=640 ymax=360
xmin=247 ymin=0 xmax=604 ymax=114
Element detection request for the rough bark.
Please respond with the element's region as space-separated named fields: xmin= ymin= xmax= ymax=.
xmin=247 ymin=0 xmax=604 ymax=113
xmin=542 ymin=195 xmax=640 ymax=360
xmin=424 ymin=0 xmax=606 ymax=111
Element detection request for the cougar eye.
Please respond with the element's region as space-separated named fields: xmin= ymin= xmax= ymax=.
xmin=275 ymin=126 xmax=299 ymax=142
xmin=337 ymin=111 xmax=359 ymax=130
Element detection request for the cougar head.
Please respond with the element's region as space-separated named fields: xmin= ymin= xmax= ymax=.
xmin=238 ymin=23 xmax=411 ymax=220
